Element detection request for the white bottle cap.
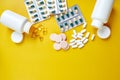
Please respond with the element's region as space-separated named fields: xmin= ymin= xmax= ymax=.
xmin=23 ymin=21 xmax=32 ymax=34
xmin=11 ymin=32 xmax=23 ymax=43
xmin=91 ymin=19 xmax=103 ymax=28
xmin=97 ymin=26 xmax=111 ymax=39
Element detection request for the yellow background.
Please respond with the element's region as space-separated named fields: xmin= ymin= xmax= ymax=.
xmin=0 ymin=0 xmax=120 ymax=80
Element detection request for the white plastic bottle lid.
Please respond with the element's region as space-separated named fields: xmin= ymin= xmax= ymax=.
xmin=97 ymin=26 xmax=111 ymax=39
xmin=11 ymin=32 xmax=23 ymax=43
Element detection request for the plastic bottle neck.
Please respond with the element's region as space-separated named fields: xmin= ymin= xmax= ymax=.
xmin=23 ymin=21 xmax=32 ymax=34
xmin=91 ymin=19 xmax=103 ymax=29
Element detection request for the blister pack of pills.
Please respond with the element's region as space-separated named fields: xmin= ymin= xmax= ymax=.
xmin=55 ymin=5 xmax=86 ymax=32
xmin=46 ymin=0 xmax=68 ymax=14
xmin=24 ymin=0 xmax=50 ymax=23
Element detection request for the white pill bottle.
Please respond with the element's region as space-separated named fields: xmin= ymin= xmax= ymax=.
xmin=0 ymin=10 xmax=32 ymax=43
xmin=91 ymin=0 xmax=114 ymax=39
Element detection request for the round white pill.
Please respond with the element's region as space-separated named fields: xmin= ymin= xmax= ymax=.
xmin=59 ymin=33 xmax=66 ymax=41
xmin=11 ymin=32 xmax=23 ymax=43
xmin=50 ymin=33 xmax=58 ymax=41
xmin=97 ymin=26 xmax=111 ymax=39
xmin=64 ymin=44 xmax=70 ymax=50
xmin=53 ymin=43 xmax=61 ymax=51
xmin=55 ymin=35 xmax=62 ymax=43
xmin=60 ymin=41 xmax=68 ymax=49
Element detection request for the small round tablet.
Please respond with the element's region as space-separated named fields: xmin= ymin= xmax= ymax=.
xmin=60 ymin=41 xmax=68 ymax=49
xmin=53 ymin=43 xmax=61 ymax=51
xmin=59 ymin=33 xmax=66 ymax=41
xmin=54 ymin=35 xmax=62 ymax=43
xmin=97 ymin=26 xmax=111 ymax=39
xmin=11 ymin=32 xmax=23 ymax=43
xmin=64 ymin=44 xmax=70 ymax=50
xmin=50 ymin=33 xmax=58 ymax=41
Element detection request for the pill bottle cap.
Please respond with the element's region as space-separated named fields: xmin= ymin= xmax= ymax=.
xmin=11 ymin=32 xmax=23 ymax=43
xmin=92 ymin=19 xmax=103 ymax=29
xmin=23 ymin=21 xmax=32 ymax=34
xmin=97 ymin=26 xmax=111 ymax=39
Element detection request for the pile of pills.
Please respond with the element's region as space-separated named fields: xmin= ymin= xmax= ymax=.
xmin=69 ymin=29 xmax=95 ymax=49
xmin=55 ymin=5 xmax=86 ymax=32
xmin=50 ymin=33 xmax=69 ymax=50
xmin=29 ymin=24 xmax=47 ymax=41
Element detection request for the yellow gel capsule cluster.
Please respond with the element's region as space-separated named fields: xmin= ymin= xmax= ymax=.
xmin=29 ymin=24 xmax=47 ymax=41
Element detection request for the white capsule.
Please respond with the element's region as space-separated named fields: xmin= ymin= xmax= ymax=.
xmin=83 ymin=22 xmax=87 ymax=28
xmin=81 ymin=37 xmax=86 ymax=42
xmin=75 ymin=40 xmax=81 ymax=43
xmin=69 ymin=42 xmax=76 ymax=46
xmin=73 ymin=30 xmax=77 ymax=35
xmin=78 ymin=44 xmax=84 ymax=48
xmin=77 ymin=35 xmax=82 ymax=39
xmin=72 ymin=34 xmax=77 ymax=39
xmin=76 ymin=41 xmax=83 ymax=45
xmin=85 ymin=32 xmax=90 ymax=38
xmin=78 ymin=32 xmax=83 ymax=37
xmin=72 ymin=45 xmax=78 ymax=48
xmin=91 ymin=34 xmax=95 ymax=41
xmin=83 ymin=39 xmax=88 ymax=44
xmin=80 ymin=29 xmax=86 ymax=34
xmin=70 ymin=39 xmax=76 ymax=43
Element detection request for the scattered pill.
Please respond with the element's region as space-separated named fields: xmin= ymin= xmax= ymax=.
xmin=59 ymin=33 xmax=66 ymax=41
xmin=83 ymin=22 xmax=87 ymax=28
xmin=91 ymin=34 xmax=95 ymax=41
xmin=80 ymin=29 xmax=86 ymax=34
xmin=78 ymin=44 xmax=84 ymax=49
xmin=72 ymin=45 xmax=78 ymax=48
xmin=50 ymin=33 xmax=58 ymax=41
xmin=85 ymin=32 xmax=90 ymax=38
xmin=73 ymin=30 xmax=77 ymax=35
xmin=72 ymin=34 xmax=77 ymax=39
xmin=60 ymin=41 xmax=68 ymax=49
xmin=83 ymin=39 xmax=88 ymax=44
xmin=70 ymin=39 xmax=76 ymax=43
xmin=53 ymin=42 xmax=61 ymax=51
xmin=50 ymin=33 xmax=69 ymax=51
xmin=81 ymin=37 xmax=86 ymax=42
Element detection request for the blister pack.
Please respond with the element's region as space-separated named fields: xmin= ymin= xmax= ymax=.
xmin=55 ymin=5 xmax=86 ymax=32
xmin=46 ymin=0 xmax=67 ymax=14
xmin=24 ymin=0 xmax=50 ymax=23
